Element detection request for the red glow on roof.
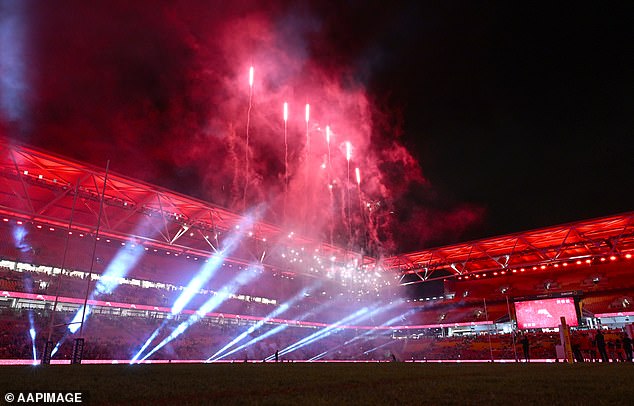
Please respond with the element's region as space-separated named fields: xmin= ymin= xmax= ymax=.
xmin=383 ymin=210 xmax=634 ymax=282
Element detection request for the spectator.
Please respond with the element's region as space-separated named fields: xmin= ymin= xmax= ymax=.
xmin=622 ymin=333 xmax=633 ymax=362
xmin=521 ymin=334 xmax=530 ymax=362
xmin=595 ymin=330 xmax=608 ymax=362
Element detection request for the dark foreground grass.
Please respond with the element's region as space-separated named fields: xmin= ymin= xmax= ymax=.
xmin=0 ymin=362 xmax=632 ymax=405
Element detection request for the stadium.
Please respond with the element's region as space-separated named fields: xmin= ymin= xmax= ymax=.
xmin=0 ymin=142 xmax=634 ymax=404
xmin=1 ymin=2 xmax=633 ymax=404
xmin=0 ymin=139 xmax=633 ymax=404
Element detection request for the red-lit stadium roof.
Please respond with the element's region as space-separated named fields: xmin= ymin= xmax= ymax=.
xmin=0 ymin=138 xmax=372 ymax=279
xmin=2 ymin=138 xmax=632 ymax=288
xmin=382 ymin=212 xmax=634 ymax=284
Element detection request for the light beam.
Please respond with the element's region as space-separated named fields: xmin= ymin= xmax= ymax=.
xmin=138 ymin=269 xmax=260 ymax=362
xmin=209 ymin=299 xmax=337 ymax=362
xmin=268 ymin=306 xmax=370 ymax=360
xmin=206 ymin=284 xmax=318 ymax=361
xmin=132 ymin=215 xmax=256 ymax=361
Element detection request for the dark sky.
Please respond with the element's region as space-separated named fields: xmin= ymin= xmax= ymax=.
xmin=343 ymin=2 xmax=634 ymax=236
xmin=1 ymin=0 xmax=632 ymax=254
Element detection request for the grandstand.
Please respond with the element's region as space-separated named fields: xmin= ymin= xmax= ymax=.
xmin=0 ymin=139 xmax=632 ymax=364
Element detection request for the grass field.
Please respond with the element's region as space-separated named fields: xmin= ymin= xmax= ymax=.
xmin=0 ymin=362 xmax=632 ymax=405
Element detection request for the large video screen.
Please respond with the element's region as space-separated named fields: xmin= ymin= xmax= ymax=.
xmin=514 ymin=297 xmax=578 ymax=329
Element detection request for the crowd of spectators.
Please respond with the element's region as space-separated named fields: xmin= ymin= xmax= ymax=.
xmin=400 ymin=329 xmax=633 ymax=362
xmin=0 ymin=309 xmax=395 ymax=362
xmin=1 ymin=308 xmax=632 ymax=363
xmin=0 ymin=265 xmax=381 ymax=324
xmin=2 ymin=264 xmax=633 ymax=363
xmin=0 ymin=265 xmax=279 ymax=318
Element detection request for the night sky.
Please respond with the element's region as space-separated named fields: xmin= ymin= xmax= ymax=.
xmin=1 ymin=1 xmax=632 ymax=254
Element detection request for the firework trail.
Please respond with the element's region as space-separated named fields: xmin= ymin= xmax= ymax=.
xmin=243 ymin=65 xmax=254 ymax=211
xmin=283 ymin=101 xmax=288 ymax=221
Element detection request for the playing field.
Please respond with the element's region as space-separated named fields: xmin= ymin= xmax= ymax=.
xmin=0 ymin=362 xmax=632 ymax=405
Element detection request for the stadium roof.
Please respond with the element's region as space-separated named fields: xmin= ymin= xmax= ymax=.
xmin=2 ymin=137 xmax=632 ymax=287
xmin=0 ymin=138 xmax=373 ymax=279
xmin=382 ymin=211 xmax=634 ymax=284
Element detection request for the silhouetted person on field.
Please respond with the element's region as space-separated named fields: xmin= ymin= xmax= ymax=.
xmin=622 ymin=333 xmax=633 ymax=362
xmin=275 ymin=350 xmax=279 ymax=363
xmin=595 ymin=330 xmax=608 ymax=362
xmin=521 ymin=334 xmax=530 ymax=362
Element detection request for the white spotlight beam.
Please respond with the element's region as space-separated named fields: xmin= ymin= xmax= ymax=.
xmin=138 ymin=269 xmax=260 ymax=362
xmin=171 ymin=216 xmax=254 ymax=315
xmin=270 ymin=306 xmax=371 ymax=360
xmin=286 ymin=302 xmax=396 ymax=359
xmin=310 ymin=306 xmax=414 ymax=361
xmin=210 ymin=299 xmax=337 ymax=362
xmin=207 ymin=285 xmax=315 ymax=361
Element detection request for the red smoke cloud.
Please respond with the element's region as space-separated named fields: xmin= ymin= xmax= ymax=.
xmin=4 ymin=0 xmax=484 ymax=255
